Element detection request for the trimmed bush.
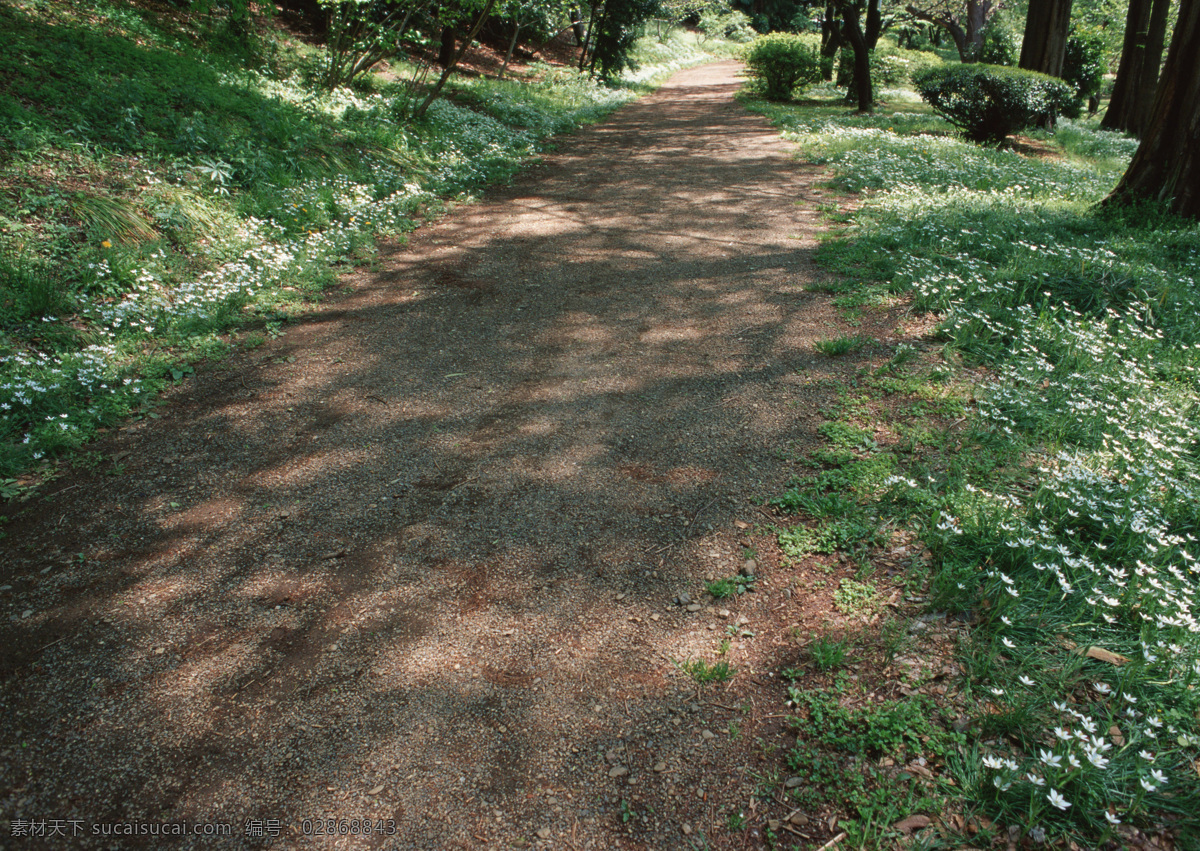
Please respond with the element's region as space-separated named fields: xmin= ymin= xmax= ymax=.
xmin=742 ymin=33 xmax=822 ymax=102
xmin=913 ymin=63 xmax=1075 ymax=144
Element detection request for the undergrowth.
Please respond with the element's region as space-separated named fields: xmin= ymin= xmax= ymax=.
xmin=0 ymin=1 xmax=723 ymax=485
xmin=747 ymin=78 xmax=1200 ymax=846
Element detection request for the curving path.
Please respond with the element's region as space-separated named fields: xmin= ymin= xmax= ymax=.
xmin=0 ymin=61 xmax=868 ymax=849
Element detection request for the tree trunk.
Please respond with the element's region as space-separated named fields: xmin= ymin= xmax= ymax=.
xmin=1105 ymin=0 xmax=1200 ymax=218
xmin=1018 ymin=0 xmax=1073 ymax=78
xmin=438 ymin=26 xmax=456 ymax=68
xmin=1133 ymin=0 xmax=1172 ymax=132
xmin=905 ymin=4 xmax=971 ymax=62
xmin=1103 ymin=0 xmax=1171 ymax=135
xmin=579 ymin=1 xmax=599 ymax=71
xmin=415 ymin=0 xmax=498 ymax=118
xmin=822 ymin=1 xmax=842 ymax=54
xmin=569 ymin=8 xmax=586 ymax=45
xmin=964 ymin=0 xmax=990 ymax=59
xmin=501 ymin=18 xmax=522 ymax=77
xmin=842 ymin=3 xmax=873 ymax=113
xmin=864 ymin=0 xmax=882 ymax=48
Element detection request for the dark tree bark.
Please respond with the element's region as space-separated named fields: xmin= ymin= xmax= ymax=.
xmin=501 ymin=17 xmax=522 ymax=76
xmin=905 ymin=0 xmax=995 ymax=62
xmin=865 ymin=0 xmax=882 ymax=48
xmin=569 ymin=7 xmax=586 ymax=45
xmin=842 ymin=2 xmax=873 ymax=113
xmin=1134 ymin=0 xmax=1173 ymax=128
xmin=1103 ymin=0 xmax=1171 ymax=135
xmin=1018 ymin=0 xmax=1073 ymax=77
xmin=579 ymin=1 xmax=599 ymax=71
xmin=822 ymin=0 xmax=843 ymax=54
xmin=438 ymin=25 xmax=456 ymax=67
xmin=1105 ymin=0 xmax=1200 ymax=218
xmin=415 ymin=0 xmax=498 ymax=118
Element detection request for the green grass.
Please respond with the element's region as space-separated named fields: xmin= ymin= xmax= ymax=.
xmin=0 ymin=0 xmax=735 ymax=485
xmin=706 ymin=574 xmax=755 ymax=598
xmin=677 ymin=658 xmax=736 ymax=685
xmin=809 ymin=635 xmax=849 ymax=670
xmin=814 ymin=333 xmax=870 ymax=356
xmin=750 ymin=68 xmax=1200 ymax=845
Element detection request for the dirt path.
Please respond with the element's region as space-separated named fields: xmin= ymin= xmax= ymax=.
xmin=1 ymin=62 xmax=879 ymax=849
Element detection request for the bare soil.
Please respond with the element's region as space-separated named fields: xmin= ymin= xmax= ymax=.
xmin=0 ymin=62 xmax=913 ymax=850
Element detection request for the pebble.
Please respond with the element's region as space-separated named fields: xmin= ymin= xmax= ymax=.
xmin=608 ymin=766 xmax=629 ymax=779
xmin=653 ymin=762 xmax=667 ymax=772
xmin=701 ymin=730 xmax=715 ymax=740
xmin=741 ymin=559 xmax=757 ymax=576
xmin=784 ymin=776 xmax=803 ymax=789
xmin=676 ymin=593 xmax=692 ymax=606
xmin=536 ymin=828 xmax=552 ymax=840
xmin=650 ymin=613 xmax=661 ymax=621
xmin=686 ymin=604 xmax=701 ymax=613
xmin=681 ymin=824 xmax=693 ymax=835
xmin=718 ymin=609 xmax=731 ymax=619
xmin=790 ymin=813 xmax=809 ymax=826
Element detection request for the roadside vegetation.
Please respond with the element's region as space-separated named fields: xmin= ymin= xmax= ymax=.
xmin=0 ymin=0 xmax=734 ymax=494
xmin=745 ymin=49 xmax=1200 ymax=851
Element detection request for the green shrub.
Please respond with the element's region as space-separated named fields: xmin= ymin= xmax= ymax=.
xmin=913 ymin=63 xmax=1075 ymax=144
xmin=698 ymin=8 xmax=755 ymax=43
xmin=1062 ymin=26 xmax=1107 ymax=101
xmin=742 ymin=32 xmax=822 ymax=101
xmin=836 ymin=43 xmax=943 ymax=87
xmin=975 ymin=24 xmax=1017 ymax=65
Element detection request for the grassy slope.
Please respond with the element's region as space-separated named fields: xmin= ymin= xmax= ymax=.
xmin=0 ymin=0 xmax=721 ymax=491
xmin=744 ymin=82 xmax=1200 ymax=848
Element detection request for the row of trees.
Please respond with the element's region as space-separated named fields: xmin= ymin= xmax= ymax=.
xmin=234 ymin=0 xmax=1196 ymax=217
xmin=736 ymin=0 xmax=1195 ymax=217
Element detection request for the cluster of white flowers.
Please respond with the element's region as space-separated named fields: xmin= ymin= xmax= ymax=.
xmin=793 ymin=112 xmax=1200 ymax=835
xmin=784 ymin=123 xmax=1120 ymax=199
xmin=2 ymin=57 xmax=657 ymax=468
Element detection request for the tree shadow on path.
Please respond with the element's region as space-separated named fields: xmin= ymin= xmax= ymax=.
xmin=0 ymin=61 xmax=882 ymax=850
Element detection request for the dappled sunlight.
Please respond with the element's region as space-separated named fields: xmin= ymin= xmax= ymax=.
xmin=0 ymin=60 xmax=871 ymax=849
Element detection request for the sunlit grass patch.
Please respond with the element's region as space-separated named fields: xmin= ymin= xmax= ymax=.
xmin=0 ymin=0 xmax=733 ymax=483
xmin=756 ymin=78 xmax=1200 ymax=843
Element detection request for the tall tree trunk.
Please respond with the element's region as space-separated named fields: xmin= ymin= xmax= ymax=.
xmin=579 ymin=1 xmax=599 ymax=71
xmin=905 ymin=4 xmax=971 ymax=62
xmin=438 ymin=25 xmax=456 ymax=67
xmin=864 ymin=0 xmax=882 ymax=48
xmin=1105 ymin=0 xmax=1200 ymax=218
xmin=1103 ymin=0 xmax=1171 ymax=135
xmin=1133 ymin=0 xmax=1172 ymax=132
xmin=842 ymin=2 xmax=873 ymax=113
xmin=569 ymin=7 xmax=586 ymax=45
xmin=1018 ymin=0 xmax=1073 ymax=78
xmin=501 ymin=18 xmax=522 ymax=77
xmin=821 ymin=1 xmax=842 ymax=54
xmin=964 ymin=0 xmax=990 ymax=59
xmin=415 ymin=0 xmax=498 ymax=118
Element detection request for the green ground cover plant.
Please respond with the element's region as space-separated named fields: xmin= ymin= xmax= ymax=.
xmin=747 ymin=74 xmax=1200 ymax=846
xmin=0 ymin=1 xmax=725 ymax=484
